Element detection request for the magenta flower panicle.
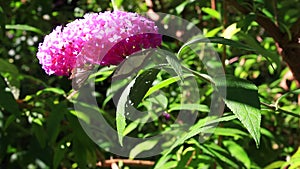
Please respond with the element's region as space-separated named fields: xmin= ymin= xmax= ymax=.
xmin=36 ymin=11 xmax=162 ymax=76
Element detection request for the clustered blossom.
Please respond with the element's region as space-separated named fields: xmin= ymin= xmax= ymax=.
xmin=37 ymin=11 xmax=162 ymax=76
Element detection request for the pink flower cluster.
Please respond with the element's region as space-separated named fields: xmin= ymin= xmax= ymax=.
xmin=37 ymin=11 xmax=162 ymax=76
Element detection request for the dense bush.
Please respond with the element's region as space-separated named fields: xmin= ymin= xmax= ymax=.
xmin=0 ymin=0 xmax=300 ymax=168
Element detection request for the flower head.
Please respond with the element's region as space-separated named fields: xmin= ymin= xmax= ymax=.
xmin=37 ymin=11 xmax=162 ymax=76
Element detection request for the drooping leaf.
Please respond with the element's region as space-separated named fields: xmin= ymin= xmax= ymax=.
xmin=214 ymin=75 xmax=261 ymax=147
xmin=129 ymin=139 xmax=159 ymax=159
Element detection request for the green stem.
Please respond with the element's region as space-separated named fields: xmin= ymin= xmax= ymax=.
xmin=182 ymin=66 xmax=214 ymax=85
xmin=111 ymin=0 xmax=119 ymax=11
xmin=261 ymin=102 xmax=300 ymax=118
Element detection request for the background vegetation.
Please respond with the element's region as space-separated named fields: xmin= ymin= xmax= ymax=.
xmin=0 ymin=0 xmax=300 ymax=168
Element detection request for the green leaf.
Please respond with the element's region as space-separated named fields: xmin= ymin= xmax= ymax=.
xmin=70 ymin=110 xmax=90 ymax=124
xmin=239 ymin=32 xmax=281 ymax=72
xmin=166 ymin=54 xmax=184 ymax=82
xmin=160 ymin=115 xmax=236 ymax=159
xmin=111 ymin=0 xmax=124 ymax=10
xmin=214 ymin=75 xmax=261 ymax=147
xmin=168 ymin=103 xmax=209 ymax=113
xmin=203 ymin=143 xmax=239 ymax=168
xmin=4 ymin=114 xmax=16 ymax=130
xmin=264 ymin=161 xmax=286 ymax=169
xmin=32 ymin=124 xmax=47 ymax=148
xmin=222 ymin=23 xmax=241 ymax=39
xmin=47 ymin=102 xmax=67 ymax=145
xmin=175 ymin=1 xmax=189 ymax=14
xmin=53 ymin=147 xmax=66 ymax=169
xmin=223 ymin=140 xmax=251 ymax=168
xmin=146 ymin=92 xmax=168 ymax=110
xmin=123 ymin=119 xmax=140 ymax=136
xmin=116 ymin=69 xmax=159 ymax=146
xmin=145 ymin=74 xmax=193 ymax=98
xmin=275 ymin=89 xmax=300 ymax=109
xmin=176 ymin=147 xmax=195 ymax=169
xmin=154 ymin=154 xmax=172 ymax=169
xmin=178 ymin=37 xmax=254 ymax=57
xmin=205 ymin=26 xmax=222 ymax=37
xmin=0 ymin=76 xmax=19 ymax=115
xmin=116 ymin=82 xmax=132 ymax=146
xmin=237 ymin=13 xmax=256 ymax=32
xmin=129 ymin=69 xmax=160 ymax=107
xmin=204 ymin=127 xmax=248 ymax=139
xmin=36 ymin=87 xmax=66 ymax=96
xmin=201 ymin=7 xmax=221 ymax=21
xmin=73 ymin=138 xmax=87 ymax=168
xmin=5 ymin=24 xmax=43 ymax=34
xmin=129 ymin=139 xmax=159 ymax=159
xmin=0 ymin=58 xmax=20 ymax=99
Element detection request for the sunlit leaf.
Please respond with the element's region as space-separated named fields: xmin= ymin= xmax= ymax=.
xmin=168 ymin=103 xmax=209 ymax=113
xmin=264 ymin=161 xmax=286 ymax=169
xmin=36 ymin=87 xmax=66 ymax=96
xmin=122 ymin=119 xmax=140 ymax=136
xmin=145 ymin=74 xmax=193 ymax=98
xmin=5 ymin=24 xmax=43 ymax=34
xmin=201 ymin=7 xmax=221 ymax=21
xmin=223 ymin=140 xmax=251 ymax=168
xmin=214 ymin=75 xmax=261 ymax=147
xmin=222 ymin=23 xmax=241 ymax=39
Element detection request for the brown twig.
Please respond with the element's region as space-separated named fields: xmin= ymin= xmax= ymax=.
xmin=211 ymin=0 xmax=216 ymax=10
xmin=96 ymin=159 xmax=155 ymax=167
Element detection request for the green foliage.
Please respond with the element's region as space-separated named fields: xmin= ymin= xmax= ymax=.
xmin=1 ymin=0 xmax=300 ymax=168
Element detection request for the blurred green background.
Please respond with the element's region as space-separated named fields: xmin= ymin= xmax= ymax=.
xmin=0 ymin=0 xmax=300 ymax=168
